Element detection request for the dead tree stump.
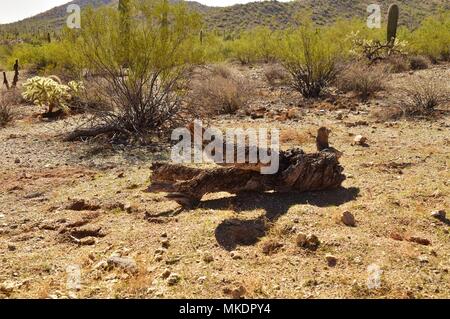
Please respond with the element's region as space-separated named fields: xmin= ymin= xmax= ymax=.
xmin=2 ymin=72 xmax=9 ymax=90
xmin=147 ymin=149 xmax=345 ymax=208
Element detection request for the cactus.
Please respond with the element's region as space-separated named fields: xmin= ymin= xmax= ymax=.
xmin=12 ymin=59 xmax=19 ymax=88
xmin=387 ymin=4 xmax=399 ymax=45
xmin=119 ymin=0 xmax=131 ymax=66
xmin=200 ymin=29 xmax=203 ymax=45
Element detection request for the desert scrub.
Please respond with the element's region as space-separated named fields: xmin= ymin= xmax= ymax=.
xmin=264 ymin=64 xmax=290 ymax=86
xmin=409 ymin=55 xmax=429 ymax=70
xmin=188 ymin=65 xmax=252 ymax=115
xmin=0 ymin=90 xmax=20 ymax=127
xmin=65 ymin=0 xmax=202 ymax=143
xmin=22 ymin=76 xmax=84 ymax=114
xmin=278 ymin=18 xmax=341 ymax=98
xmin=399 ymin=79 xmax=450 ymax=116
xmin=335 ymin=61 xmax=387 ymax=100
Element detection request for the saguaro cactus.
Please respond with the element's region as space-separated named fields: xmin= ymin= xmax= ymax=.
xmin=119 ymin=0 xmax=131 ymax=66
xmin=387 ymin=4 xmax=399 ymax=45
xmin=12 ymin=59 xmax=19 ymax=88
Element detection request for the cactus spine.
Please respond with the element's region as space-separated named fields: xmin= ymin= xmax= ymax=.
xmin=387 ymin=4 xmax=399 ymax=45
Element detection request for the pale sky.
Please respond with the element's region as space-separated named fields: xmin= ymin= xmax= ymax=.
xmin=0 ymin=0 xmax=293 ymax=24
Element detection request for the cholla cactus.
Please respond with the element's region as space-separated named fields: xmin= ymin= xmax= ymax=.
xmin=22 ymin=76 xmax=84 ymax=114
xmin=348 ymin=31 xmax=408 ymax=62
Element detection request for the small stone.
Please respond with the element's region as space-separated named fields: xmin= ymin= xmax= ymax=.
xmin=197 ymin=276 xmax=207 ymax=283
xmin=0 ymin=281 xmax=16 ymax=294
xmin=155 ymin=248 xmax=167 ymax=255
xmin=353 ymin=135 xmax=367 ymax=145
xmin=92 ymin=260 xmax=108 ymax=270
xmin=341 ymin=211 xmax=356 ymax=227
xmin=154 ymin=255 xmax=163 ymax=262
xmin=14 ymin=158 xmax=20 ymax=164
xmin=430 ymin=210 xmax=446 ymax=220
xmin=296 ymin=233 xmax=307 ymax=247
xmin=202 ymin=252 xmax=214 ymax=263
xmin=418 ymin=255 xmax=429 ymax=263
xmin=161 ymin=268 xmax=171 ymax=279
xmin=325 ymin=254 xmax=337 ymax=267
xmin=167 ymin=273 xmax=181 ymax=285
xmin=0 ymin=214 xmax=4 ymax=219
xmin=107 ymin=256 xmax=138 ymax=273
xmin=80 ymin=237 xmax=96 ymax=246
xmin=408 ymin=236 xmax=431 ymax=246
xmin=230 ymin=285 xmax=246 ymax=298
xmin=230 ymin=251 xmax=242 ymax=260
xmin=261 ymin=240 xmax=283 ymax=255
xmin=161 ymin=232 xmax=168 ymax=238
xmin=160 ymin=238 xmax=170 ymax=248
xmin=7 ymin=243 xmax=16 ymax=251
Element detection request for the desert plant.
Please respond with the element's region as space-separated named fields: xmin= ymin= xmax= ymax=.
xmin=264 ymin=64 xmax=290 ymax=86
xmin=336 ymin=62 xmax=387 ymax=100
xmin=0 ymin=91 xmax=17 ymax=127
xmin=409 ymin=55 xmax=429 ymax=70
xmin=400 ymin=79 xmax=450 ymax=116
xmin=278 ymin=19 xmax=340 ymax=98
xmin=188 ymin=65 xmax=252 ymax=115
xmin=22 ymin=76 xmax=83 ymax=114
xmin=65 ymin=0 xmax=202 ymax=142
xmin=387 ymin=4 xmax=399 ymax=45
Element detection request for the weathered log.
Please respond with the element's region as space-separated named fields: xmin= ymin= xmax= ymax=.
xmin=147 ymin=150 xmax=345 ymax=208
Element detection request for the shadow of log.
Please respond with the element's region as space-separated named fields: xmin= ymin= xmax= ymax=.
xmin=211 ymin=187 xmax=359 ymax=250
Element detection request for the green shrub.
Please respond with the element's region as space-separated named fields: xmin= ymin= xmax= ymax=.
xmin=278 ymin=18 xmax=341 ymax=98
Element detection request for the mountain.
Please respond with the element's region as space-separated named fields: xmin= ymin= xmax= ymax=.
xmin=1 ymin=0 xmax=449 ymax=35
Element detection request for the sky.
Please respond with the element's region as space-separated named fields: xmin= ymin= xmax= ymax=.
xmin=0 ymin=0 xmax=292 ymax=24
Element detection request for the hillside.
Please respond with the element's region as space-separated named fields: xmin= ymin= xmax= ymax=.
xmin=0 ymin=0 xmax=449 ymax=35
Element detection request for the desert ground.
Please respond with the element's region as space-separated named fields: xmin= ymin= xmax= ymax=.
xmin=0 ymin=62 xmax=449 ymax=299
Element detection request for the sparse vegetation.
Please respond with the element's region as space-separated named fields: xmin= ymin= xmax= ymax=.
xmin=336 ymin=62 xmax=387 ymax=100
xmin=400 ymin=79 xmax=450 ymax=116
xmin=188 ymin=65 xmax=251 ymax=114
xmin=0 ymin=91 xmax=16 ymax=127
xmin=278 ymin=18 xmax=340 ymax=98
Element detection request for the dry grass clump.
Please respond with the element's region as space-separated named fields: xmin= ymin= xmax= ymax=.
xmin=384 ymin=56 xmax=410 ymax=73
xmin=409 ymin=55 xmax=430 ymax=70
xmin=336 ymin=62 xmax=387 ymax=100
xmin=263 ymin=64 xmax=290 ymax=86
xmin=0 ymin=90 xmax=21 ymax=127
xmin=399 ymin=79 xmax=450 ymax=116
xmin=188 ymin=64 xmax=252 ymax=115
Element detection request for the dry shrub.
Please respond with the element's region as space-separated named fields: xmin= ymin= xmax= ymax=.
xmin=409 ymin=55 xmax=429 ymax=70
xmin=264 ymin=64 xmax=290 ymax=86
xmin=400 ymin=79 xmax=450 ymax=116
xmin=336 ymin=62 xmax=387 ymax=100
xmin=384 ymin=55 xmax=410 ymax=73
xmin=0 ymin=90 xmax=20 ymax=127
xmin=188 ymin=65 xmax=252 ymax=115
xmin=371 ymin=106 xmax=403 ymax=121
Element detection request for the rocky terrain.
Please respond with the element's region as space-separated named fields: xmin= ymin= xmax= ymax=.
xmin=0 ymin=62 xmax=449 ymax=299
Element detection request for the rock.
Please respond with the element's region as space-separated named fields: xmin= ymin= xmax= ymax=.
xmin=7 ymin=243 xmax=16 ymax=251
xmin=154 ymin=255 xmax=163 ymax=262
xmin=202 ymin=252 xmax=214 ymax=263
xmin=325 ymin=254 xmax=337 ymax=267
xmin=296 ymin=233 xmax=307 ymax=247
xmin=0 ymin=213 xmax=5 ymax=219
xmin=353 ymin=135 xmax=367 ymax=146
xmin=418 ymin=255 xmax=429 ymax=263
xmin=197 ymin=276 xmax=207 ymax=283
xmin=430 ymin=210 xmax=446 ymax=220
xmin=0 ymin=281 xmax=16 ymax=294
xmin=155 ymin=248 xmax=167 ymax=255
xmin=107 ymin=256 xmax=138 ymax=273
xmin=161 ymin=268 xmax=171 ymax=279
xmin=160 ymin=238 xmax=170 ymax=249
xmin=297 ymin=233 xmax=320 ymax=250
xmin=341 ymin=211 xmax=356 ymax=227
xmin=14 ymin=158 xmax=20 ymax=164
xmin=407 ymin=236 xmax=431 ymax=246
xmin=66 ymin=199 xmax=101 ymax=211
xmin=167 ymin=273 xmax=181 ymax=285
xmin=161 ymin=232 xmax=168 ymax=238
xmin=80 ymin=237 xmax=96 ymax=246
xmin=230 ymin=285 xmax=246 ymax=299
xmin=230 ymin=251 xmax=242 ymax=260
xmin=261 ymin=240 xmax=283 ymax=255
